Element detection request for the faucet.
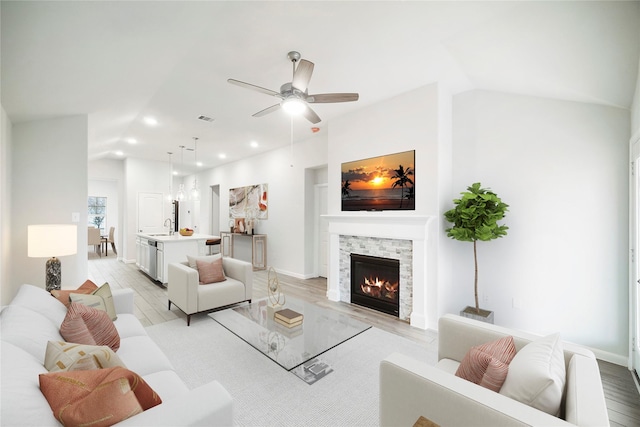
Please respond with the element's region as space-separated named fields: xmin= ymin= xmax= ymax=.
xmin=164 ymin=218 xmax=174 ymax=235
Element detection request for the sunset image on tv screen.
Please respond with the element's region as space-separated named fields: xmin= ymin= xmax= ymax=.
xmin=341 ymin=150 xmax=415 ymax=211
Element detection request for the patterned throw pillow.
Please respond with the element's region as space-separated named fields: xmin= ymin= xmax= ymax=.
xmin=50 ymin=280 xmax=98 ymax=307
xmin=455 ymin=335 xmax=516 ymax=392
xmin=44 ymin=340 xmax=126 ymax=372
xmin=39 ymin=366 xmax=162 ymax=427
xmin=60 ymin=303 xmax=120 ymax=352
xmin=196 ymin=257 xmax=226 ymax=285
xmin=70 ymin=282 xmax=117 ymax=320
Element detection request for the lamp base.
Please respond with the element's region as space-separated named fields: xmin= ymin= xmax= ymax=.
xmin=45 ymin=257 xmax=61 ymax=291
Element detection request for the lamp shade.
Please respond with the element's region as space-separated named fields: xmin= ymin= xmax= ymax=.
xmin=28 ymin=224 xmax=78 ymax=258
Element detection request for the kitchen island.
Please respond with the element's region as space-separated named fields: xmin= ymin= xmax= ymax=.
xmin=136 ymin=232 xmax=219 ymax=284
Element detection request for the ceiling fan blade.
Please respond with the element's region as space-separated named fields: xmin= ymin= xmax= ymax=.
xmin=302 ymin=104 xmax=321 ymax=124
xmin=292 ymin=59 xmax=314 ymax=92
xmin=228 ymin=79 xmax=280 ymax=97
xmin=252 ymin=104 xmax=281 ymax=118
xmin=308 ymin=93 xmax=359 ymax=103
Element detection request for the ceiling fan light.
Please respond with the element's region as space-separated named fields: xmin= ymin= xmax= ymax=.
xmin=281 ymin=98 xmax=306 ymax=115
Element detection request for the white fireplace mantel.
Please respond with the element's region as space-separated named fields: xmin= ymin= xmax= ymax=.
xmin=323 ymin=214 xmax=433 ymax=240
xmin=323 ymin=214 xmax=436 ymax=330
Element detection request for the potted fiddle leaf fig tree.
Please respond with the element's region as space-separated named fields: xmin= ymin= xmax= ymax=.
xmin=444 ymin=182 xmax=509 ymax=323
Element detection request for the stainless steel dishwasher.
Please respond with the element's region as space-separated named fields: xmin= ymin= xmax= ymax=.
xmin=148 ymin=239 xmax=158 ymax=280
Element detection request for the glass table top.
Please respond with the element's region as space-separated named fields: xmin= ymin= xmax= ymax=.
xmin=209 ymin=297 xmax=371 ymax=371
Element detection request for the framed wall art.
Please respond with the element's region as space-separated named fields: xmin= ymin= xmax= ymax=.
xmin=229 ymin=183 xmax=268 ymax=219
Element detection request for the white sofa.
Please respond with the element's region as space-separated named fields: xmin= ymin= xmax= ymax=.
xmin=380 ymin=314 xmax=609 ymax=427
xmin=0 ymin=283 xmax=233 ymax=426
xmin=168 ymin=256 xmax=253 ymax=326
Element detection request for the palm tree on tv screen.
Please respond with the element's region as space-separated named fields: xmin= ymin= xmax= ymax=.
xmin=342 ymin=180 xmax=352 ymax=198
xmin=391 ymin=165 xmax=414 ymax=208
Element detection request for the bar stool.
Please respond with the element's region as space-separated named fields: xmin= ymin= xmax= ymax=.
xmin=206 ymin=238 xmax=221 ymax=255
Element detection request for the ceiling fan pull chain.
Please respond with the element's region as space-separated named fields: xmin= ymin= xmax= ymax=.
xmin=290 ymin=117 xmax=294 ymax=168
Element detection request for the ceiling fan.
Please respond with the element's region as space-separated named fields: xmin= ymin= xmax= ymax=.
xmin=228 ymin=51 xmax=359 ymax=124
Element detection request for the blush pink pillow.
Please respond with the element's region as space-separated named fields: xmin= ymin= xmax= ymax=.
xmin=60 ymin=302 xmax=120 ymax=352
xmin=196 ymin=258 xmax=226 ymax=285
xmin=455 ymin=335 xmax=516 ymax=392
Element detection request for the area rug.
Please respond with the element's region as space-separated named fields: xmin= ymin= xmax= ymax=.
xmin=146 ymin=315 xmax=438 ymax=427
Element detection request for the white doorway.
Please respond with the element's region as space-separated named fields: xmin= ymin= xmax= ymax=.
xmin=211 ymin=185 xmax=220 ymax=236
xmin=315 ymin=183 xmax=328 ymax=277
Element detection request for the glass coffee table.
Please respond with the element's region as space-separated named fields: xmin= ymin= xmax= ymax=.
xmin=209 ymin=297 xmax=371 ymax=383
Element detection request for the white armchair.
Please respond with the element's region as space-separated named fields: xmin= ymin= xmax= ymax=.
xmin=380 ymin=314 xmax=609 ymax=427
xmin=168 ymin=255 xmax=253 ymax=325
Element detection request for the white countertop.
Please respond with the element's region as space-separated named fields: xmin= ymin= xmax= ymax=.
xmin=137 ymin=233 xmax=219 ymax=242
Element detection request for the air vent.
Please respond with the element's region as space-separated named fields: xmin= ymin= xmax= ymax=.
xmin=197 ymin=115 xmax=215 ymax=123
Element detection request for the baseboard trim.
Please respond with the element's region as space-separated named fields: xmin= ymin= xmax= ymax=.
xmin=268 ymin=267 xmax=311 ymax=280
xmin=591 ymin=347 xmax=628 ymax=366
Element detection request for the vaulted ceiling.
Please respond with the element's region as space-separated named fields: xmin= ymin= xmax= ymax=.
xmin=2 ymin=1 xmax=639 ymax=175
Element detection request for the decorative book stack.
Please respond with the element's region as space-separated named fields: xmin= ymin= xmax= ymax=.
xmin=274 ymin=308 xmax=303 ymax=328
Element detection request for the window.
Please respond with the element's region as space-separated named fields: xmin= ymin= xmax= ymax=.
xmin=88 ymin=196 xmax=107 ymax=234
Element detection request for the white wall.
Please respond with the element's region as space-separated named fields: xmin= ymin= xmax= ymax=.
xmin=190 ymin=131 xmax=328 ymax=278
xmin=1 ymin=105 xmax=13 ymax=305
xmin=452 ymin=90 xmax=630 ymax=359
xmin=632 ymin=57 xmax=640 ymax=140
xmin=9 ymin=115 xmax=89 ymax=300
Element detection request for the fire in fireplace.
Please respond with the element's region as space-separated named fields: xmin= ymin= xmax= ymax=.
xmin=350 ymin=253 xmax=400 ymax=317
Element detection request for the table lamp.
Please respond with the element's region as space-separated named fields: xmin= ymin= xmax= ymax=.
xmin=28 ymin=224 xmax=77 ymax=291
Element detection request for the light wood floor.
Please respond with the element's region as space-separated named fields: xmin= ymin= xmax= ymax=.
xmin=88 ymin=254 xmax=640 ymax=426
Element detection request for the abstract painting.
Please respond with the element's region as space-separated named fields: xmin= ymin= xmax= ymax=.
xmin=229 ymin=183 xmax=268 ymax=219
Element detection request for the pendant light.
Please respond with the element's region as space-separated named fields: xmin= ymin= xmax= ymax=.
xmin=167 ymin=152 xmax=174 ymax=201
xmin=176 ymin=146 xmax=186 ymax=201
xmin=190 ymin=137 xmax=200 ymax=201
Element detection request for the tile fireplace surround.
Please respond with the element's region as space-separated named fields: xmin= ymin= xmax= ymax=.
xmin=324 ymin=214 xmax=436 ymax=330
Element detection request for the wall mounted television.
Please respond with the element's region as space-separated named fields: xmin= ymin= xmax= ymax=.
xmin=341 ymin=150 xmax=415 ymax=211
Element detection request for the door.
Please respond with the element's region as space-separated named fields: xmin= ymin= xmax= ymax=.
xmin=631 ymin=139 xmax=640 ymax=377
xmin=137 ymin=192 xmax=164 ymax=234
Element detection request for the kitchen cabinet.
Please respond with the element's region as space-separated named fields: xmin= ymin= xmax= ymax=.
xmin=136 ymin=233 xmax=218 ymax=284
xmin=136 ymin=236 xmax=150 ymax=275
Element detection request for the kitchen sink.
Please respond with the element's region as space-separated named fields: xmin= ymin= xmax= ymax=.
xmin=147 ymin=233 xmax=171 ymax=237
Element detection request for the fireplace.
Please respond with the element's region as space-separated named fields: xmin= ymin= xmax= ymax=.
xmin=350 ymin=253 xmax=400 ymax=317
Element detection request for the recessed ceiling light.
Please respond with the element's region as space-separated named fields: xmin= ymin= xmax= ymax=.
xmin=218 ymin=153 xmax=227 ymax=159
xmin=173 ymin=171 xmax=178 ymax=176
xmin=250 ymin=141 xmax=259 ymax=148
xmin=196 ymin=161 xmax=203 ymax=167
xmin=126 ymin=138 xmax=137 ymax=144
xmin=115 ymin=151 xmax=124 ymax=156
xmin=143 ymin=116 xmax=158 ymax=126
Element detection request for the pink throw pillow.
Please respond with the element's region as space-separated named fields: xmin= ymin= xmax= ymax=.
xmin=60 ymin=302 xmax=120 ymax=352
xmin=455 ymin=335 xmax=516 ymax=392
xmin=39 ymin=366 xmax=161 ymax=427
xmin=196 ymin=258 xmax=226 ymax=285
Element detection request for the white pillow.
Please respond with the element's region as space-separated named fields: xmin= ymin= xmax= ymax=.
xmin=499 ymin=333 xmax=566 ymax=416
xmin=186 ymin=253 xmax=221 ymax=268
